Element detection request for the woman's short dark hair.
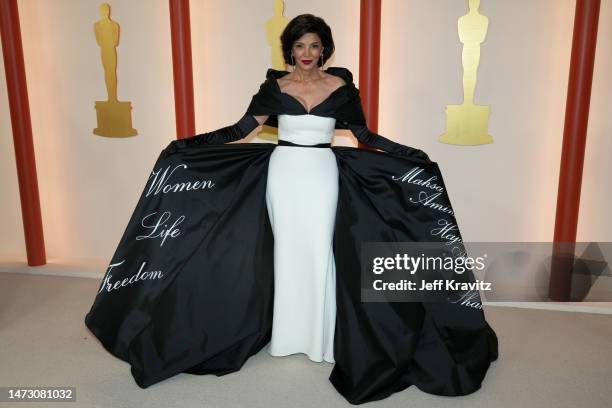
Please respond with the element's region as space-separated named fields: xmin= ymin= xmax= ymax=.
xmin=280 ymin=14 xmax=335 ymax=67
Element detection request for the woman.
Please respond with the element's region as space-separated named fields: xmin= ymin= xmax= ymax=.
xmin=85 ymin=14 xmax=498 ymax=405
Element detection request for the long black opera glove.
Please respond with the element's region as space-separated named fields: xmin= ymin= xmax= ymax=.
xmin=161 ymin=114 xmax=260 ymax=158
xmin=347 ymin=123 xmax=432 ymax=163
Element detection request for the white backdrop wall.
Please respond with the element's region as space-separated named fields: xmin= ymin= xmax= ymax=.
xmin=0 ymin=0 xmax=610 ymax=266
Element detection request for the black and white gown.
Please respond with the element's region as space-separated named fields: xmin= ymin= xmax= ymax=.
xmin=84 ymin=66 xmax=498 ymax=405
xmin=265 ymin=114 xmax=338 ymax=363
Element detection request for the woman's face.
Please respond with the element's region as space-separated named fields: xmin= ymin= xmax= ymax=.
xmin=291 ymin=33 xmax=324 ymax=70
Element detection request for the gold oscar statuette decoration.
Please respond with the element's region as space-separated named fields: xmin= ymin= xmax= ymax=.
xmin=440 ymin=0 xmax=492 ymax=145
xmin=93 ymin=3 xmax=137 ymax=137
xmin=257 ymin=0 xmax=290 ymax=142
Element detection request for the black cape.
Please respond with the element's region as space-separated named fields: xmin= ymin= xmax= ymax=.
xmin=85 ymin=67 xmax=498 ymax=405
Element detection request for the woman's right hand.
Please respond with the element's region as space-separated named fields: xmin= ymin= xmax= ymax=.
xmin=160 ymin=114 xmax=262 ymax=159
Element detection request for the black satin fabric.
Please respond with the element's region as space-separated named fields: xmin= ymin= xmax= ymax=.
xmin=330 ymin=147 xmax=498 ymax=403
xmin=277 ymin=139 xmax=331 ymax=147
xmin=85 ymin=144 xmax=275 ymax=387
xmin=84 ymin=142 xmax=498 ymax=404
xmin=247 ymin=67 xmax=377 ymax=130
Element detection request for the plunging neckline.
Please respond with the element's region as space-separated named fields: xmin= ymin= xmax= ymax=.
xmin=274 ymin=73 xmax=349 ymax=114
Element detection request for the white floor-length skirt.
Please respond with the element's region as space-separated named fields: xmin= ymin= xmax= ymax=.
xmin=265 ymin=114 xmax=338 ymax=363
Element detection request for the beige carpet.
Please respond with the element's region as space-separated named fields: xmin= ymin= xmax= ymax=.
xmin=0 ymin=271 xmax=611 ymax=408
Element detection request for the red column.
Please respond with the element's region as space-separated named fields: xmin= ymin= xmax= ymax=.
xmin=549 ymin=0 xmax=601 ymax=301
xmin=169 ymin=0 xmax=195 ymax=139
xmin=358 ymin=0 xmax=381 ymax=149
xmin=0 ymin=0 xmax=46 ymax=266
